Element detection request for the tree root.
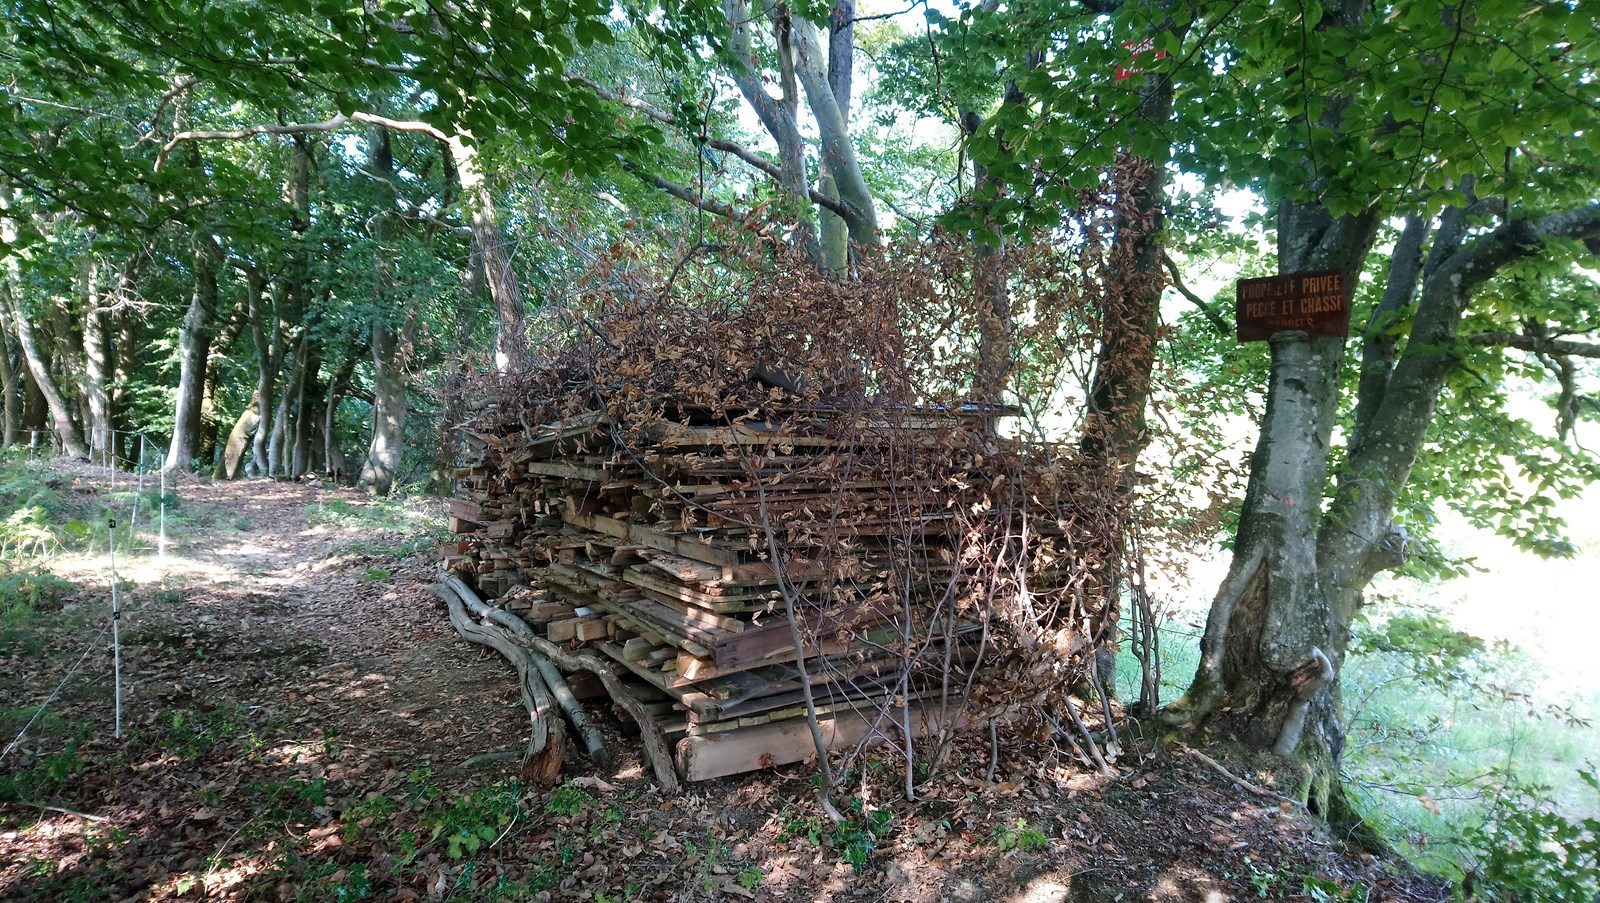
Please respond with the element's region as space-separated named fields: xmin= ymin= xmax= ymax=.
xmin=1178 ymin=744 xmax=1304 ymax=810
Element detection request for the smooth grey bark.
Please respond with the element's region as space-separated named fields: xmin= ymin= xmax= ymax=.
xmin=785 ymin=12 xmax=878 ymax=249
xmin=449 ymin=136 xmax=527 ymax=372
xmin=216 ymin=391 xmax=259 ymax=480
xmin=1 ymin=191 xmax=86 ymax=456
xmin=270 ymin=330 xmax=309 ymax=477
xmin=357 ymin=125 xmax=418 ymax=496
xmin=200 ymin=296 xmax=247 ymax=468
xmin=722 ymin=0 xmax=816 ymax=246
xmin=1169 ymin=196 xmax=1600 ymax=820
xmin=816 ymin=0 xmax=855 ymax=272
xmin=255 ymin=136 xmax=313 ymax=476
xmin=358 ymin=315 xmax=412 ymax=495
xmin=2 ymin=286 xmax=87 ymax=458
xmin=164 ymin=232 xmax=222 ymax=475
xmin=290 ymin=341 xmax=321 ymax=477
xmin=81 ymin=258 xmax=113 ymax=460
xmin=0 ymin=317 xmax=18 ymax=446
xmin=249 ymin=286 xmax=282 ymax=476
xmin=323 ymin=357 xmax=355 ymax=485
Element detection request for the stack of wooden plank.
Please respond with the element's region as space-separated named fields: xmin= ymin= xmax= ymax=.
xmin=447 ymin=403 xmax=1035 ymax=781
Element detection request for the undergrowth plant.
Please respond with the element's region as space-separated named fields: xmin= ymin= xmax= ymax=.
xmin=1456 ymin=770 xmax=1600 ymax=902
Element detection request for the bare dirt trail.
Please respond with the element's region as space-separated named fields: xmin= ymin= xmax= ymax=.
xmin=1 ymin=464 xmax=1448 ymax=902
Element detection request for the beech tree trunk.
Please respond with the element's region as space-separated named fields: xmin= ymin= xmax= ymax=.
xmin=3 ymin=288 xmax=87 ymax=458
xmin=216 ymin=391 xmax=259 ymax=480
xmin=323 ymin=357 xmax=355 ymax=484
xmin=0 ymin=319 xmax=18 ymax=446
xmin=291 ymin=341 xmax=321 ymax=477
xmin=449 ymin=137 xmax=528 ymax=372
xmin=1166 ymin=196 xmax=1600 ymax=820
xmin=164 ymin=233 xmax=221 ymax=474
xmin=200 ymin=296 xmax=248 ymax=468
xmin=816 ymin=1 xmax=855 ymax=273
xmin=1 ymin=198 xmax=87 ymax=457
xmin=81 ymin=258 xmax=113 ymax=461
xmin=722 ymin=0 xmax=817 ymax=256
xmin=357 ymin=125 xmax=417 ymax=496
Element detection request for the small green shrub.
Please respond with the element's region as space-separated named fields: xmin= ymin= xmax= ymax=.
xmin=991 ymin=817 xmax=1050 ymax=852
xmin=429 ymin=781 xmax=523 ymax=859
xmin=543 ymin=781 xmax=592 ymax=817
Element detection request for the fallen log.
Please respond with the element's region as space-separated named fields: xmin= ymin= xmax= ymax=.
xmin=438 ymin=572 xmax=608 ymax=765
xmin=440 ymin=572 xmax=680 ymax=795
xmin=434 ymin=586 xmax=567 ymax=787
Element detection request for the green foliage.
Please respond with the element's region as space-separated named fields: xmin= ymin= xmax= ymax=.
xmin=161 ymin=706 xmax=245 ymax=762
xmin=428 ymin=781 xmax=523 ymax=860
xmin=1458 ymin=772 xmax=1600 ymax=903
xmin=1350 ymin=613 xmax=1484 ymax=691
xmin=1302 ymin=876 xmax=1369 ymax=902
xmin=542 ymin=781 xmax=593 ymax=818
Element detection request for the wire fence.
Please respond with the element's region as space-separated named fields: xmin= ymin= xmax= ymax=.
xmin=1 ymin=429 xmax=174 ymax=765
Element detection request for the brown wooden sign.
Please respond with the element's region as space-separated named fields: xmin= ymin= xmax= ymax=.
xmin=1235 ymin=270 xmax=1352 ymax=342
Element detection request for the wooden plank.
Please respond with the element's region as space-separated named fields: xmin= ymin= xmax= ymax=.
xmin=633 ymin=587 xmax=747 ymax=633
xmin=593 ymin=642 xmax=719 ymax=717
xmin=622 ymin=637 xmax=656 ymax=662
xmin=622 ymin=568 xmax=767 ymax=613
xmin=528 ymin=460 xmax=611 ymax=482
xmin=547 ymin=617 xmax=583 ymax=643
xmin=559 ymin=509 xmax=742 ymax=568
xmin=675 ymin=701 xmax=956 ymax=782
xmin=639 ymin=551 xmax=724 ymax=585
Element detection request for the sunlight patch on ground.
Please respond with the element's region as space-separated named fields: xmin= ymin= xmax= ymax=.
xmin=1005 ymin=876 xmax=1071 ymax=902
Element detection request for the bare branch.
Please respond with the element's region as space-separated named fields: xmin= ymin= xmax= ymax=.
xmin=569 ymin=74 xmax=853 ymax=222
xmin=1160 ymin=250 xmax=1228 ymax=336
xmin=154 ymin=112 xmax=449 ymax=170
xmin=623 ymin=163 xmax=742 ymax=220
xmin=1467 ymin=332 xmax=1600 ymax=358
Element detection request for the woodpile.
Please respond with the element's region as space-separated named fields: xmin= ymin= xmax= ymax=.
xmin=439 ymin=246 xmax=1123 ymax=786
xmin=443 ymin=399 xmax=1092 ymax=782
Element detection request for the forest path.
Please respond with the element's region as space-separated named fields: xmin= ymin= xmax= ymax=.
xmin=0 ymin=462 xmax=1448 ymax=902
xmin=0 ymin=466 xmax=526 ymax=900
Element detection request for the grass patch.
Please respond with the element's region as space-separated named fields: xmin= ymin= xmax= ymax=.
xmin=308 ymin=496 xmax=447 ymax=559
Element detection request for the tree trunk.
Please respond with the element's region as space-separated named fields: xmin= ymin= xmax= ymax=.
xmin=722 ymin=0 xmax=819 ymax=257
xmin=164 ymin=233 xmax=221 ymax=474
xmin=271 ymin=331 xmax=310 ymax=478
xmin=0 ymin=305 xmax=21 ymax=447
xmin=358 ymin=317 xmax=410 ymax=495
xmin=357 ymin=124 xmax=416 ymax=496
xmin=215 ymin=391 xmax=259 ymax=480
xmin=2 ymin=286 xmax=88 ymax=458
xmin=1162 ymin=204 xmax=1382 ymax=813
xmin=816 ymin=1 xmax=855 ymax=273
xmin=249 ymin=289 xmax=282 ymax=476
xmin=200 ymin=296 xmax=248 ymax=468
xmin=324 ymin=357 xmax=355 ymax=485
xmin=449 ymin=137 xmax=528 ymax=372
xmin=785 ymin=12 xmax=877 ymax=249
xmin=81 ymin=258 xmax=113 ymax=461
xmin=290 ymin=341 xmax=321 ymax=477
